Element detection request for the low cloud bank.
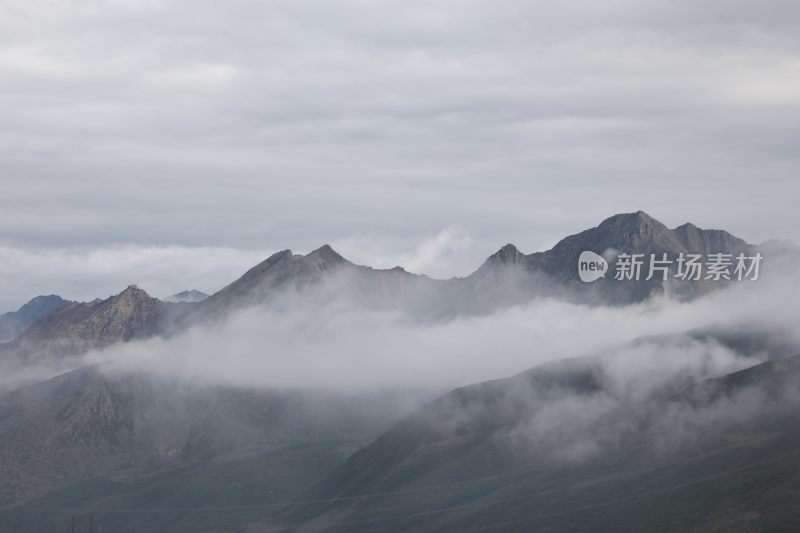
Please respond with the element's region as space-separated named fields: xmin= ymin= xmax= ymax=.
xmin=84 ymin=267 xmax=800 ymax=393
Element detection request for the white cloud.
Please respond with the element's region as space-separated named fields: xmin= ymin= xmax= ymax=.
xmin=82 ymin=267 xmax=800 ymax=392
xmin=333 ymin=225 xmax=478 ymax=279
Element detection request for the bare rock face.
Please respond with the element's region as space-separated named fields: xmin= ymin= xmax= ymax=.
xmin=10 ymin=285 xmax=165 ymax=364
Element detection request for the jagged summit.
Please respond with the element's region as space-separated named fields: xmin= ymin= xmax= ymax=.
xmin=674 ymin=221 xmax=698 ymax=231
xmin=600 ymin=210 xmax=661 ymax=227
xmin=305 ymin=244 xmax=349 ymax=268
xmin=306 ymin=243 xmax=337 ymax=256
xmin=191 ymin=245 xmax=353 ymax=317
xmin=594 ymin=210 xmax=671 ymax=244
xmin=467 ymin=210 xmax=756 ymax=305
xmin=110 ymin=285 xmax=160 ymax=308
xmin=550 ymin=211 xmax=694 ymax=258
xmin=262 ymin=249 xmax=294 ymax=264
xmin=119 ymin=284 xmax=149 ymax=297
xmin=486 ymin=243 xmax=525 ymax=265
xmin=594 ymin=212 xmax=750 ymax=253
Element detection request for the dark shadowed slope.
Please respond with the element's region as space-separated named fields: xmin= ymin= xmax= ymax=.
xmin=276 ymin=353 xmax=800 ymax=533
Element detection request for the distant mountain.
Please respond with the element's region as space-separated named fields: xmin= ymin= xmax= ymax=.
xmin=470 ymin=210 xmax=756 ymax=304
xmin=278 ymin=353 xmax=800 ymax=532
xmin=194 ymin=211 xmax=763 ymax=321
xmin=0 ymin=295 xmax=72 ymax=343
xmin=166 ymin=289 xmax=209 ymax=303
xmin=187 ymin=244 xmax=458 ymax=322
xmin=5 ymin=285 xmax=167 ymax=365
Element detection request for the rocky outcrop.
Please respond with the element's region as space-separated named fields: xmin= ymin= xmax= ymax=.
xmin=9 ymin=286 xmax=165 ymax=364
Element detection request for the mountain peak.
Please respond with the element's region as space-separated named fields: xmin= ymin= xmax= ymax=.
xmin=305 ymin=244 xmax=348 ymax=266
xmin=598 ymin=210 xmax=664 ymax=231
xmin=471 ymin=243 xmax=527 ymax=280
xmin=243 ymin=249 xmax=295 ymax=278
xmin=108 ymin=285 xmax=159 ymax=308
xmin=488 ymin=243 xmax=525 ymax=265
xmin=674 ymin=222 xmax=698 ymax=231
xmin=118 ymin=285 xmax=151 ymax=299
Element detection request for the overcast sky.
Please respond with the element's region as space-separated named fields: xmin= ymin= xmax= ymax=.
xmin=1 ymin=0 xmax=798 ymax=309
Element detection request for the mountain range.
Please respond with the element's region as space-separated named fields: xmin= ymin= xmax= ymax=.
xmin=0 ymin=211 xmax=796 ymax=532
xmin=0 ymin=211 xmax=769 ymax=369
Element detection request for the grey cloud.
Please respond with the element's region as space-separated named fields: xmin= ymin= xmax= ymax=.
xmin=0 ymin=0 xmax=798 ymax=302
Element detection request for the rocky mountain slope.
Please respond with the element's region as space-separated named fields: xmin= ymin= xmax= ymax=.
xmin=3 ymin=285 xmax=168 ymax=365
